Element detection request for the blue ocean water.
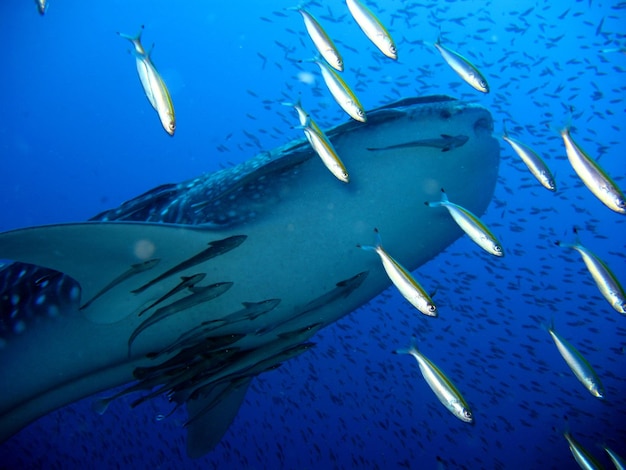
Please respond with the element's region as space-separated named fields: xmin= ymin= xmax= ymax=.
xmin=1 ymin=0 xmax=625 ymax=468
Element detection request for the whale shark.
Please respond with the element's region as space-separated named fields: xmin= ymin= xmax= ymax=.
xmin=0 ymin=95 xmax=499 ymax=458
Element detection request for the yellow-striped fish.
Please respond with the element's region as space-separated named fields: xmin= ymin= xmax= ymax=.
xmin=345 ymin=0 xmax=397 ymax=60
xmin=563 ymin=432 xmax=604 ymax=470
xmin=301 ymin=118 xmax=349 ymax=183
xmin=560 ymin=127 xmax=625 ymax=214
xmin=35 ymin=0 xmax=48 ymax=15
xmin=395 ymin=338 xmax=473 ymax=423
xmin=312 ymin=58 xmax=366 ymax=122
xmin=281 ymin=98 xmax=322 ymax=135
xmin=425 ymin=188 xmax=504 ymax=257
xmin=547 ymin=322 xmax=605 ymax=399
xmin=282 ymin=98 xmax=347 ymax=181
xmin=118 ymin=26 xmax=176 ymax=136
xmin=502 ymin=123 xmax=556 ymax=192
xmin=434 ymin=39 xmax=489 ymax=93
xmin=604 ymin=446 xmax=626 ymax=470
xmin=292 ymin=8 xmax=343 ymax=71
xmin=357 ymin=229 xmax=436 ymax=316
xmin=556 ymin=232 xmax=626 ymax=314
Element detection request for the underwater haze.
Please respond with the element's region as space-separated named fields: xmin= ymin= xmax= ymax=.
xmin=1 ymin=0 xmax=625 ymax=468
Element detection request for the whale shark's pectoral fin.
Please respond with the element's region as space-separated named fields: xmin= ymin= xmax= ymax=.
xmin=185 ymin=378 xmax=252 ymax=459
xmin=0 ymin=222 xmax=246 ymax=324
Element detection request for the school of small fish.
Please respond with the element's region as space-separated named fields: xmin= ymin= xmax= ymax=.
xmin=25 ymin=0 xmax=626 ymax=467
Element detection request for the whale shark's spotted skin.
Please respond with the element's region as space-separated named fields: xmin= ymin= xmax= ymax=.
xmin=0 ymin=96 xmax=499 ymax=457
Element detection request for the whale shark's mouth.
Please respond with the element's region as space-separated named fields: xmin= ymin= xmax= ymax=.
xmin=0 ymin=96 xmax=499 ymax=458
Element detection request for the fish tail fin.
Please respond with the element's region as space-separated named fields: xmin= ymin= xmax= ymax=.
xmin=440 ymin=188 xmax=449 ymax=203
xmin=427 ymin=188 xmax=448 ymax=207
xmin=357 ymin=228 xmax=382 ymax=253
xmin=539 ymin=317 xmax=553 ymax=334
xmin=91 ymin=397 xmax=113 ymax=416
xmin=394 ymin=336 xmax=419 ymax=356
xmin=117 ymin=24 xmax=144 ymax=44
xmin=555 ymin=227 xmax=580 ymax=249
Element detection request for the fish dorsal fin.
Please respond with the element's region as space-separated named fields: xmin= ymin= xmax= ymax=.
xmin=185 ymin=378 xmax=251 ymax=458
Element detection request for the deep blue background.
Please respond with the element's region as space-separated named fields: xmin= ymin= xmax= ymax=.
xmin=1 ymin=0 xmax=625 ymax=468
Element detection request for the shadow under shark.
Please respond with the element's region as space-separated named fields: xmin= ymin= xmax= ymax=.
xmin=0 ymin=96 xmax=499 ymax=458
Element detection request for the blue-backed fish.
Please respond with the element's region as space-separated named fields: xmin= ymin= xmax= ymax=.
xmin=560 ymin=127 xmax=625 ymax=214
xmin=434 ymin=38 xmax=489 ymax=93
xmin=555 ymin=231 xmax=626 ymax=315
xmin=546 ymin=321 xmax=605 ymax=399
xmin=425 ymin=188 xmax=504 ymax=257
xmin=345 ymin=0 xmax=397 ymax=60
xmin=117 ymin=26 xmax=176 ymax=136
xmin=395 ymin=337 xmax=473 ymax=423
xmin=357 ymin=228 xmax=436 ymax=316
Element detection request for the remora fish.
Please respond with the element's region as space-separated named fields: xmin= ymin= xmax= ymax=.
xmin=117 ymin=26 xmax=176 ymax=136
xmin=546 ymin=321 xmax=605 ymax=399
xmin=0 ymin=96 xmax=500 ymax=458
xmin=367 ymin=134 xmax=469 ymax=152
xmin=560 ymin=127 xmax=625 ymax=214
xmin=395 ymin=338 xmax=473 ymax=423
xmin=128 ymin=281 xmax=234 ymax=353
xmin=80 ymin=258 xmax=160 ymax=310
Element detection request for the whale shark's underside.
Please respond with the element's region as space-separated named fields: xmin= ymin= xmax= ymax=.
xmin=0 ymin=96 xmax=499 ymax=458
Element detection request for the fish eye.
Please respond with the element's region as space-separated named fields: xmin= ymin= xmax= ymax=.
xmin=390 ymin=44 xmax=397 ymax=54
xmin=428 ymin=304 xmax=436 ymax=313
xmin=494 ymin=245 xmax=502 ymax=252
xmin=463 ymin=409 xmax=472 ymax=419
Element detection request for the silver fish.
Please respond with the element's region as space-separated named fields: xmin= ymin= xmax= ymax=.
xmin=560 ymin=127 xmax=625 ymax=214
xmin=434 ymin=39 xmax=489 ymax=93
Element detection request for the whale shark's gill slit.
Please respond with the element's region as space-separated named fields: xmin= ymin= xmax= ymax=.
xmin=131 ymin=235 xmax=247 ymax=294
xmin=127 ymin=281 xmax=234 ymax=355
xmin=80 ymin=258 xmax=161 ymax=311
